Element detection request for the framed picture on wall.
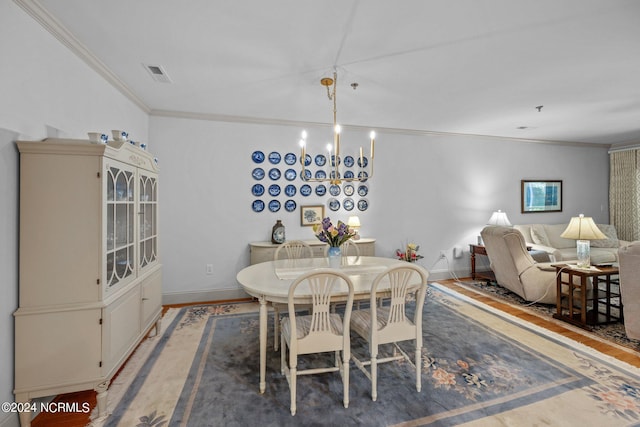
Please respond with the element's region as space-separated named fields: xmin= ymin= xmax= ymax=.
xmin=521 ymin=180 xmax=563 ymax=213
xmin=300 ymin=205 xmax=324 ymax=226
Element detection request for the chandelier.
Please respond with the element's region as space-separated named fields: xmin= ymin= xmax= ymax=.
xmin=299 ymin=70 xmax=375 ymax=185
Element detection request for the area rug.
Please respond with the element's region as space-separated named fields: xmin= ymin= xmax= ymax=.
xmin=91 ymin=283 xmax=640 ymax=426
xmin=456 ymin=278 xmax=640 ymax=352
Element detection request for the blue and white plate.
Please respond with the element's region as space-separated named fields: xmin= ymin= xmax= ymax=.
xmin=329 ymin=184 xmax=341 ymax=196
xmin=343 ymin=170 xmax=355 ymax=179
xmin=300 ymin=154 xmax=312 ymax=166
xmin=284 ymin=168 xmax=297 ymax=181
xmin=357 ymin=156 xmax=368 ymax=168
xmin=357 ymin=198 xmax=369 ymax=211
xmin=252 ymin=200 xmax=265 ymax=212
xmin=315 ymin=184 xmax=327 ymax=196
xmin=328 ymin=198 xmax=340 ymax=211
xmin=358 ymin=171 xmax=368 ymax=182
xmin=343 ymin=155 xmax=354 ymax=168
xmin=343 ymin=184 xmax=354 ymax=196
xmin=329 ymin=170 xmax=341 ymax=180
xmin=269 ymin=168 xmax=281 ymax=180
xmin=329 ymin=155 xmax=341 ymax=167
xmin=284 ymin=200 xmax=296 ymax=212
xmin=358 ymin=185 xmax=368 ymax=196
xmin=315 ymin=170 xmax=327 ymax=179
xmin=300 ymin=169 xmax=312 ymax=181
xmin=300 ymin=184 xmax=312 ymax=196
xmin=251 ymin=151 xmax=265 ymax=163
xmin=251 ymin=184 xmax=265 ymax=197
xmin=284 ymin=152 xmax=297 ymax=165
xmin=252 ymin=167 xmax=265 ymax=180
xmin=268 ymin=184 xmax=281 ymax=196
xmin=343 ymin=198 xmax=354 ymax=211
xmin=268 ymin=151 xmax=281 ymax=164
xmin=268 ymin=200 xmax=281 ymax=212
xmin=284 ymin=184 xmax=296 ymax=197
xmin=315 ymin=154 xmax=326 ymax=166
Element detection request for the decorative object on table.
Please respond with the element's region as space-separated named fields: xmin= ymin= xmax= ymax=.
xmin=560 ymin=214 xmax=607 ymax=268
xmin=297 ymin=69 xmax=375 ymax=185
xmin=521 ymin=180 xmax=562 ymax=213
xmin=487 ymin=209 xmax=512 ymax=226
xmin=300 ymin=205 xmax=324 ymax=226
xmin=313 ymin=217 xmax=357 ymax=268
xmin=271 ymin=220 xmax=285 ymax=244
xmin=111 ymin=130 xmax=128 ymax=141
xmin=347 ymin=216 xmax=361 ymax=240
xmin=396 ymin=243 xmax=424 ymax=263
xmin=87 ymin=132 xmax=108 ymax=144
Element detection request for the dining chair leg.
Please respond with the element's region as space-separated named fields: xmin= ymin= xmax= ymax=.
xmin=343 ymin=357 xmax=350 ymax=409
xmin=371 ymin=354 xmax=378 ymax=402
xmin=415 ymin=345 xmax=422 ymax=392
xmin=290 ymin=366 xmax=297 ymax=416
xmin=280 ymin=333 xmax=286 ymax=375
xmin=274 ymin=306 xmax=280 ymax=351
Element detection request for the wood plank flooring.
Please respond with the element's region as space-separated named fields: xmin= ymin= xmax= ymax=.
xmin=29 ymin=279 xmax=640 ymax=426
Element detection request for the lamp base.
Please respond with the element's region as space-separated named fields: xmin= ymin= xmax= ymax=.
xmin=576 ymin=239 xmax=591 ymax=269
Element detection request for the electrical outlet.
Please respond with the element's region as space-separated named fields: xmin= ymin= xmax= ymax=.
xmin=439 ymin=250 xmax=447 ymax=259
xmin=206 ymin=264 xmax=214 ymax=275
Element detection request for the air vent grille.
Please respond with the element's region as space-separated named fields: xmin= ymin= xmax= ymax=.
xmin=143 ymin=63 xmax=172 ymax=83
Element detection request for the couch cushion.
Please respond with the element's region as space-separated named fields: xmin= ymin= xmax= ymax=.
xmin=591 ymin=224 xmax=619 ymax=248
xmin=544 ymin=224 xmax=576 ymax=249
xmin=513 ymin=225 xmax=534 ymax=244
xmin=530 ymin=224 xmax=550 ymax=246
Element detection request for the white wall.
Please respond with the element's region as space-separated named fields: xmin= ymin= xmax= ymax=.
xmin=0 ymin=3 xmax=148 ymax=426
xmin=150 ymin=116 xmax=610 ymax=303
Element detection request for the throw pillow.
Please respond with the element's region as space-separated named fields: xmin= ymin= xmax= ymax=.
xmin=530 ymin=225 xmax=550 ymax=247
xmin=591 ymin=224 xmax=619 ymax=248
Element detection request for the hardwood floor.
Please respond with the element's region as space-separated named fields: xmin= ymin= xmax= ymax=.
xmin=29 ymin=279 xmax=639 ymax=426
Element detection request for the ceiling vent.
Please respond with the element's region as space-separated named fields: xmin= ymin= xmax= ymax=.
xmin=143 ymin=63 xmax=172 ymax=83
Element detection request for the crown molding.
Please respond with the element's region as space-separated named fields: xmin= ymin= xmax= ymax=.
xmin=14 ymin=0 xmax=150 ymax=113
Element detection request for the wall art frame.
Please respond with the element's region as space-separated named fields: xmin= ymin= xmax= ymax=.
xmin=300 ymin=205 xmax=324 ymax=226
xmin=521 ymin=180 xmax=563 ymax=213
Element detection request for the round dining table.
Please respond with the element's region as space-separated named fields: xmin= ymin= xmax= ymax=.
xmin=236 ymin=256 xmax=419 ymax=393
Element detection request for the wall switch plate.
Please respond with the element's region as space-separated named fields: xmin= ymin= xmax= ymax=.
xmin=206 ymin=264 xmax=213 ymax=275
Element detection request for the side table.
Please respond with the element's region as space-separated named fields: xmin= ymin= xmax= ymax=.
xmin=552 ymin=264 xmax=622 ymax=330
xmin=469 ymin=244 xmax=496 ymax=282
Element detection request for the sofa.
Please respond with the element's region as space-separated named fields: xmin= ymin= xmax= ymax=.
xmin=513 ymin=223 xmax=629 ymax=265
xmin=618 ymin=242 xmax=640 ymax=340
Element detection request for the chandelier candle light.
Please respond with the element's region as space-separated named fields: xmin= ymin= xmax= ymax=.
xmin=299 ymin=71 xmax=375 ymax=184
xmin=559 ymin=214 xmax=607 ymax=268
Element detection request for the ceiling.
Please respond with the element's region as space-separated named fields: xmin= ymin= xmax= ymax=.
xmin=20 ymin=0 xmax=640 ymax=146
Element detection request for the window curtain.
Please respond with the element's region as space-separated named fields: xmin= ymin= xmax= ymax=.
xmin=610 ymin=149 xmax=640 ymax=241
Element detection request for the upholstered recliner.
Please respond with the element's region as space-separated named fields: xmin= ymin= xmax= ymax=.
xmin=480 ymin=225 xmax=559 ymax=304
xmin=618 ymin=241 xmax=640 ymax=340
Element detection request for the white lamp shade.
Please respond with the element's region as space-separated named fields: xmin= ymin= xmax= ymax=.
xmin=560 ymin=214 xmax=607 ymax=240
xmin=487 ymin=210 xmax=512 ymax=226
xmin=347 ymin=216 xmax=361 ymax=228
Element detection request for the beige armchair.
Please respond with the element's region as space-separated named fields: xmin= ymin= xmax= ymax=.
xmin=480 ymin=225 xmax=559 ymax=304
xmin=618 ymin=241 xmax=640 ymax=339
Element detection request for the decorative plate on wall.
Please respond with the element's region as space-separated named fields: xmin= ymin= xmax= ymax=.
xmin=343 ymin=198 xmax=354 ymax=211
xmin=284 ymin=169 xmax=297 ymax=181
xmin=252 ymin=167 xmax=265 ymax=180
xmin=343 ymin=170 xmax=354 ymax=179
xmin=284 ymin=152 xmax=297 ymax=165
xmin=329 ymin=185 xmax=341 ymax=196
xmin=268 ymin=200 xmax=281 ymax=212
xmin=315 ymin=154 xmax=326 ymax=166
xmin=328 ymin=198 xmax=340 ymax=211
xmin=300 ymin=169 xmax=312 ymax=180
xmin=358 ymin=185 xmax=368 ymax=196
xmin=252 ymin=200 xmax=265 ymax=212
xmin=284 ymin=184 xmax=296 ymax=197
xmin=300 ymin=184 xmax=312 ymax=196
xmin=357 ymin=198 xmax=369 ymax=211
xmin=268 ymin=168 xmax=281 ymax=180
xmin=315 ymin=170 xmax=327 ymax=179
xmin=251 ymin=184 xmax=265 ymax=197
xmin=343 ymin=155 xmax=354 ymax=168
xmin=358 ymin=171 xmax=368 ymax=182
xmin=252 ymin=151 xmax=265 ymax=163
xmin=343 ymin=184 xmax=354 ymax=196
xmin=357 ymin=156 xmax=368 ymax=168
xmin=268 ymin=184 xmax=281 ymax=196
xmin=301 ymin=154 xmax=312 ymax=166
xmin=284 ymin=200 xmax=296 ymax=212
xmin=268 ymin=152 xmax=281 ymax=164
xmin=315 ymin=184 xmax=327 ymax=196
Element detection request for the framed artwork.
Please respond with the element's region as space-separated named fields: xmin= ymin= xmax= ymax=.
xmin=300 ymin=205 xmax=324 ymax=226
xmin=521 ymin=180 xmax=562 ymax=213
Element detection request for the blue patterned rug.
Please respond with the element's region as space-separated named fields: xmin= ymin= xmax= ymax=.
xmin=95 ymin=283 xmax=640 ymax=426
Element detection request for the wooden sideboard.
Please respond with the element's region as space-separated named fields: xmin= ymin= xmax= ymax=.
xmin=249 ymin=238 xmax=376 ymax=264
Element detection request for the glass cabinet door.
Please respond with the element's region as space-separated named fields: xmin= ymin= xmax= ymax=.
xmin=139 ymin=172 xmax=158 ymax=271
xmin=106 ymin=161 xmax=136 ymax=289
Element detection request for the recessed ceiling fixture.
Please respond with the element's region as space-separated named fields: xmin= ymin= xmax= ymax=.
xmin=298 ymin=70 xmax=375 ymax=184
xmin=143 ymin=63 xmax=172 ymax=83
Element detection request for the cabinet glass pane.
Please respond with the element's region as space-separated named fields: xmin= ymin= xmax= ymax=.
xmin=138 ymin=173 xmax=158 ymax=271
xmin=107 ymin=204 xmax=114 ymax=251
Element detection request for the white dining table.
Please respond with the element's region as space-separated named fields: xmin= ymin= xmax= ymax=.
xmin=236 ymin=256 xmax=415 ymax=393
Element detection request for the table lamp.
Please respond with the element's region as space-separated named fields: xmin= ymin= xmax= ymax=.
xmin=347 ymin=216 xmax=361 ymax=240
xmin=560 ymin=214 xmax=606 ymax=268
xmin=487 ymin=210 xmax=512 ymax=226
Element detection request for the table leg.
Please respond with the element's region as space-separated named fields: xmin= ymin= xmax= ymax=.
xmin=470 ymin=251 xmax=477 ymax=280
xmin=259 ymin=296 xmax=268 ymax=394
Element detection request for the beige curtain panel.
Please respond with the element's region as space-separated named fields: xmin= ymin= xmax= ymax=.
xmin=610 ymin=149 xmax=640 ymax=241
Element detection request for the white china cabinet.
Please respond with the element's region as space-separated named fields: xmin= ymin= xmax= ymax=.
xmin=14 ymin=138 xmax=162 ymax=426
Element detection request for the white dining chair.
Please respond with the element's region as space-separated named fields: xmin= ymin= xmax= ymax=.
xmin=273 ymin=240 xmax=314 ymax=351
xmin=280 ymin=269 xmax=355 ymax=415
xmin=350 ymin=263 xmax=429 ymax=401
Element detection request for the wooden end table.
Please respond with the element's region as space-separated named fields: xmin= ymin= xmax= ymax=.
xmin=469 ymin=244 xmax=496 ymax=282
xmin=552 ymin=264 xmax=622 ymax=330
